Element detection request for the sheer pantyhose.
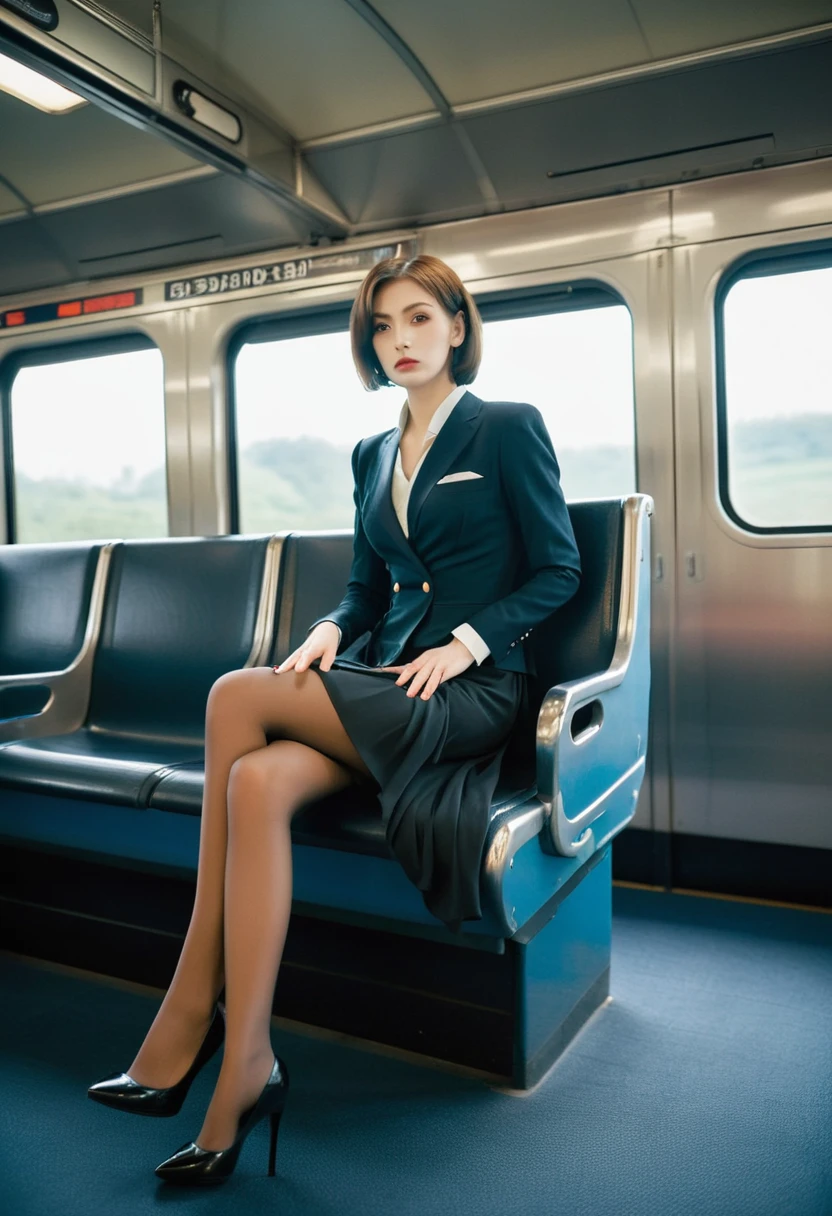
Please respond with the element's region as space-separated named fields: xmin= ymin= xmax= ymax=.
xmin=126 ymin=666 xmax=374 ymax=1151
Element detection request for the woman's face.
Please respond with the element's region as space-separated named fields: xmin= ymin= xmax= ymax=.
xmin=371 ymin=277 xmax=465 ymax=390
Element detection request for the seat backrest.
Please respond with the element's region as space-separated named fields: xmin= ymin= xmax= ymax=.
xmin=270 ymin=532 xmax=354 ymax=665
xmin=0 ymin=541 xmax=101 ymax=675
xmin=271 ymin=505 xmax=625 ymax=698
xmin=527 ymin=498 xmax=624 ymax=706
xmin=87 ymin=536 xmax=271 ymax=740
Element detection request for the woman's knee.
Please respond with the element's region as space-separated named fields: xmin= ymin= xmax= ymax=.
xmin=227 ymin=742 xmax=320 ymax=823
xmin=227 ymin=748 xmax=277 ymax=811
xmin=206 ymin=667 xmax=260 ymax=722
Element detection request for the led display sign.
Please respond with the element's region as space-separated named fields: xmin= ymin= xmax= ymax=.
xmin=0 ymin=289 xmax=142 ymax=329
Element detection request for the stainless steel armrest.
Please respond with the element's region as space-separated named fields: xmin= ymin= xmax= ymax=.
xmin=242 ymin=534 xmax=288 ymax=668
xmin=0 ymin=543 xmax=117 ymax=743
xmin=536 ymin=495 xmax=653 ymax=856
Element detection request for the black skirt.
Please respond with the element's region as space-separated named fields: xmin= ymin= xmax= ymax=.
xmin=311 ymin=648 xmax=529 ymax=932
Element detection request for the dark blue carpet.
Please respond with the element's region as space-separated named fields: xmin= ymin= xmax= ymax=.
xmin=1 ymin=887 xmax=830 ymax=1216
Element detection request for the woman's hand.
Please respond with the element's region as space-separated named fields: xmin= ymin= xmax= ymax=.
xmin=274 ymin=621 xmax=340 ymax=674
xmin=380 ymin=637 xmax=475 ymax=700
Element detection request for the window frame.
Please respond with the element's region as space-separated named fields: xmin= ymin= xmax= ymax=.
xmin=714 ymin=240 xmax=832 ymax=536
xmin=226 ymin=280 xmax=632 ymax=534
xmin=0 ymin=332 xmax=159 ymax=544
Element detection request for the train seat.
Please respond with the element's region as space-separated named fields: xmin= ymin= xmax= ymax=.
xmin=0 ymin=540 xmax=109 ymax=733
xmin=0 ymin=496 xmax=652 ymax=1086
xmin=0 ymin=536 xmax=275 ymax=804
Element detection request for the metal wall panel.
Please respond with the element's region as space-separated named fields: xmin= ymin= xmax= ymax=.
xmin=672 ymin=157 xmax=832 ymax=245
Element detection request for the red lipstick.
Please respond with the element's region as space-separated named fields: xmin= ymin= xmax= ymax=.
xmin=395 ymin=357 xmax=419 ymax=370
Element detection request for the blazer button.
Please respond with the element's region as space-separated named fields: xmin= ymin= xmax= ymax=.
xmin=422 ymin=581 xmax=430 ymax=593
xmin=393 ymin=582 xmax=400 ymax=593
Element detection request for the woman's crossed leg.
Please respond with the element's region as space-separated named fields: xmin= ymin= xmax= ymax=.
xmin=127 ymin=665 xmax=374 ymax=1150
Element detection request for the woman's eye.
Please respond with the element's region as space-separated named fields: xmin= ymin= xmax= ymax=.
xmin=412 ymin=314 xmax=429 ymax=323
xmin=373 ymin=322 xmax=388 ymax=332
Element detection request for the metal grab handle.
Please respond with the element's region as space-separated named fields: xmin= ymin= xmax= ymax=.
xmin=535 ymin=495 xmax=653 ymax=857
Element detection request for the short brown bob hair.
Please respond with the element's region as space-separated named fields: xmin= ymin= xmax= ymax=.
xmin=350 ymin=253 xmax=483 ymax=391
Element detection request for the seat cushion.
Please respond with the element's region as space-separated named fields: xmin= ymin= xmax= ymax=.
xmin=0 ymin=730 xmax=203 ymax=806
xmin=149 ymin=761 xmax=536 ymax=858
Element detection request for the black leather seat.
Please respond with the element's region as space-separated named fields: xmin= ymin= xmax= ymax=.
xmin=0 ymin=505 xmax=624 ymax=826
xmin=0 ymin=537 xmax=271 ymax=805
xmin=0 ymin=541 xmax=102 ymax=721
xmin=531 ymin=499 xmax=623 ymax=690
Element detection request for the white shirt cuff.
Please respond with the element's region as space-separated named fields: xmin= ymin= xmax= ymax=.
xmin=451 ymin=623 xmax=491 ymax=666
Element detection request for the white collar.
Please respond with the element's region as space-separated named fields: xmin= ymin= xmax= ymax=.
xmin=396 ymin=384 xmax=468 ymax=438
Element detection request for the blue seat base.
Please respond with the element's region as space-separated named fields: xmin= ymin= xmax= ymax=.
xmin=0 ymin=816 xmax=611 ymax=1087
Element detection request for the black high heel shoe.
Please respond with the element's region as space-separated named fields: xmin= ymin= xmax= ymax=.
xmin=87 ymin=1001 xmax=225 ymax=1117
xmin=154 ymin=1055 xmax=289 ymax=1186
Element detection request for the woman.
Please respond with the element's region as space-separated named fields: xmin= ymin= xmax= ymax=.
xmin=87 ymin=254 xmax=581 ymax=1185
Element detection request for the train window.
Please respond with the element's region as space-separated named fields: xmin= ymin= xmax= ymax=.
xmin=719 ymin=255 xmax=832 ymax=533
xmin=4 ymin=338 xmax=167 ymax=543
xmin=231 ymin=292 xmax=635 ymax=532
xmin=475 ymin=297 xmax=636 ymax=500
xmin=233 ymin=315 xmax=400 ymax=533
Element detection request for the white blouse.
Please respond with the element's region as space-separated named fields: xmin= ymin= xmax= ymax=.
xmin=326 ymin=385 xmax=491 ymax=666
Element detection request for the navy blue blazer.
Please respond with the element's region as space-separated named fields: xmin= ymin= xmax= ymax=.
xmin=310 ymin=390 xmax=581 ymax=676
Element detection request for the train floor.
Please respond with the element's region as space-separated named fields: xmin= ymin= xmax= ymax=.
xmin=1 ymin=885 xmax=830 ymax=1216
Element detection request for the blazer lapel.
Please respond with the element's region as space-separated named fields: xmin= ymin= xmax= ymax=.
xmin=407 ymin=391 xmax=484 ymax=537
xmin=365 ymin=430 xmax=401 ymax=544
xmin=364 ymin=428 xmax=430 ymax=578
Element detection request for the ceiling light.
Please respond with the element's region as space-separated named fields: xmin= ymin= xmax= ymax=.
xmin=0 ymin=50 xmax=87 ymax=114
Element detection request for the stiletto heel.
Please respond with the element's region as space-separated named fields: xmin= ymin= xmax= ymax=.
xmin=268 ymin=1109 xmax=283 ymax=1177
xmin=155 ymin=1055 xmax=289 ymax=1186
xmin=87 ymin=1001 xmax=225 ymax=1117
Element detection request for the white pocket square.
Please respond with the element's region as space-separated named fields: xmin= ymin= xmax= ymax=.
xmin=436 ymin=471 xmax=484 ymax=484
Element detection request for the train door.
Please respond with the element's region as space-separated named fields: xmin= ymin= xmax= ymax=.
xmin=673 ymin=226 xmax=832 ymax=875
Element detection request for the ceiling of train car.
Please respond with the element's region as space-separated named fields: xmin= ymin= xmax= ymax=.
xmin=1 ymin=0 xmax=832 ymax=299
xmin=100 ymin=0 xmax=832 ymax=137
xmin=0 ymin=86 xmax=312 ymax=293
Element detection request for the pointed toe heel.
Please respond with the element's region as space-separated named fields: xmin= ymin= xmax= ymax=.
xmin=155 ymin=1055 xmax=289 ymax=1185
xmin=87 ymin=1001 xmax=225 ymax=1117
